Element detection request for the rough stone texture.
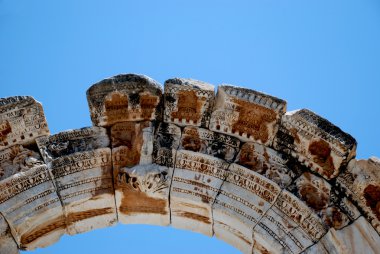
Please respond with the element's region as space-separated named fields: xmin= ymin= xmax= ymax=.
xmin=164 ymin=78 xmax=214 ymax=128
xmin=209 ymin=85 xmax=286 ymax=146
xmin=0 ymin=165 xmax=66 ymax=250
xmin=304 ymin=216 xmax=380 ymax=254
xmin=337 ymin=157 xmax=380 ymax=234
xmin=0 ymin=96 xmax=50 ymax=150
xmin=213 ymin=163 xmax=281 ymax=254
xmin=170 ymin=150 xmax=229 ymax=236
xmin=0 ymin=73 xmax=378 ymax=254
xmin=0 ymin=213 xmax=19 ymax=254
xmin=86 ymin=74 xmax=162 ymax=127
xmin=274 ymin=109 xmax=357 ymax=180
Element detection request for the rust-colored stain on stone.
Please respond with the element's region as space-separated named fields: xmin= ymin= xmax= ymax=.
xmin=231 ymin=99 xmax=276 ymax=143
xmin=171 ymin=90 xmax=206 ymax=124
xmin=299 ymin=182 xmax=329 ymax=211
xmin=0 ymin=120 xmax=11 ymax=143
xmin=67 ymin=207 xmax=114 ymax=225
xmin=364 ymin=184 xmax=380 ymax=221
xmin=176 ymin=211 xmax=211 ymax=224
xmin=308 ymin=139 xmax=335 ymax=178
xmin=140 ymin=93 xmax=159 ymax=119
xmin=119 ymin=189 xmax=167 ymax=215
xmin=20 ymin=217 xmax=66 ymax=246
xmin=182 ymin=129 xmax=202 ymax=152
xmin=323 ymin=207 xmax=345 ymax=229
xmin=290 ymin=127 xmax=300 ymax=144
xmin=104 ymin=93 xmax=128 ymax=123
xmin=238 ymin=144 xmax=260 ymax=170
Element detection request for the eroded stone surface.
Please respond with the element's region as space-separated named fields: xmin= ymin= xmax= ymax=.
xmin=337 ymin=157 xmax=380 ymax=234
xmin=170 ymin=150 xmax=229 ymax=236
xmin=0 ymin=165 xmax=66 ymax=250
xmin=274 ymin=109 xmax=357 ymax=180
xmin=304 ymin=216 xmax=380 ymax=254
xmin=0 ymin=145 xmax=44 ymax=181
xmin=49 ymin=149 xmax=116 ymax=235
xmin=164 ymin=78 xmax=214 ymax=128
xmin=180 ymin=126 xmax=240 ymax=163
xmin=113 ymin=122 xmax=174 ymax=226
xmin=235 ymin=142 xmax=299 ymax=188
xmin=209 ymin=85 xmax=286 ymax=145
xmin=87 ymin=74 xmax=162 ymax=127
xmin=213 ymin=163 xmax=281 ymax=254
xmin=36 ymin=127 xmax=109 ymax=163
xmin=0 ymin=96 xmax=50 ymax=150
xmin=0 ymin=213 xmax=19 ymax=254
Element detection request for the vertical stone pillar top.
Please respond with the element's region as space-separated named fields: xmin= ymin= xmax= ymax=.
xmin=275 ymin=109 xmax=357 ymax=180
xmin=164 ymin=78 xmax=215 ymax=128
xmin=86 ymin=74 xmax=163 ymax=127
xmin=209 ymin=85 xmax=286 ymax=145
xmin=0 ymin=96 xmax=50 ymax=150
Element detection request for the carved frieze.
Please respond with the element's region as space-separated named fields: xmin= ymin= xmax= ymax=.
xmin=87 ymin=74 xmax=162 ymax=127
xmin=49 ymin=149 xmax=116 ymax=235
xmin=180 ymin=126 xmax=240 ymax=163
xmin=337 ymin=157 xmax=380 ymax=234
xmin=170 ymin=150 xmax=229 ymax=236
xmin=274 ymin=109 xmax=357 ymax=180
xmin=0 ymin=165 xmax=66 ymax=250
xmin=213 ymin=163 xmax=281 ymax=254
xmin=0 ymin=96 xmax=49 ymax=150
xmin=209 ymin=85 xmax=286 ymax=145
xmin=164 ymin=78 xmax=214 ymax=128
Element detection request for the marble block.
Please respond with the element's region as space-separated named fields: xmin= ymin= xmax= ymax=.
xmin=0 ymin=213 xmax=19 ymax=254
xmin=209 ymin=85 xmax=286 ymax=145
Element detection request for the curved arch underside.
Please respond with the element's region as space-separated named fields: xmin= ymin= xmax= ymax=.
xmin=0 ymin=74 xmax=379 ymax=254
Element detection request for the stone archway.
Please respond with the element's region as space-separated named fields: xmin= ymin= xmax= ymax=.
xmin=0 ymin=74 xmax=379 ymax=254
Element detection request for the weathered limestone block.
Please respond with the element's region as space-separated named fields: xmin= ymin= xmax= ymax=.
xmin=213 ymin=163 xmax=281 ymax=254
xmin=0 ymin=145 xmax=44 ymax=181
xmin=274 ymin=109 xmax=356 ymax=180
xmin=0 ymin=165 xmax=66 ymax=250
xmin=35 ymin=127 xmax=109 ymax=163
xmin=87 ymin=74 xmax=162 ymax=127
xmin=49 ymin=149 xmax=115 ymax=235
xmin=252 ymin=190 xmax=327 ymax=254
xmin=35 ymin=127 xmax=116 ymax=235
xmin=304 ymin=216 xmax=380 ymax=254
xmin=0 ymin=213 xmax=19 ymax=254
xmin=180 ymin=126 xmax=240 ymax=163
xmin=337 ymin=157 xmax=380 ymax=234
xmin=209 ymin=85 xmax=286 ymax=146
xmin=164 ymin=78 xmax=214 ymax=128
xmin=235 ymin=142 xmax=300 ymax=188
xmin=170 ymin=150 xmax=229 ymax=236
xmin=113 ymin=122 xmax=177 ymax=226
xmin=0 ymin=96 xmax=49 ymax=150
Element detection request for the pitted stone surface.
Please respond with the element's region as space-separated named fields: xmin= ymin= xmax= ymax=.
xmin=0 ymin=73 xmax=378 ymax=254
xmin=274 ymin=109 xmax=357 ymax=180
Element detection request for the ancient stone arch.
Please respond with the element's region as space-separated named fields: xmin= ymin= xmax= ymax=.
xmin=0 ymin=74 xmax=379 ymax=254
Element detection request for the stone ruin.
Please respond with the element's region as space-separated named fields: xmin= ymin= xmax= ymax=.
xmin=0 ymin=74 xmax=379 ymax=254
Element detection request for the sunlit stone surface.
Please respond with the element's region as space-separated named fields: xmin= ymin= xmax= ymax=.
xmin=0 ymin=73 xmax=378 ymax=254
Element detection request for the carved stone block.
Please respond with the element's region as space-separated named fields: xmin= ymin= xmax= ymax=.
xmin=0 ymin=213 xmax=19 ymax=254
xmin=113 ymin=122 xmax=173 ymax=226
xmin=170 ymin=150 xmax=229 ymax=236
xmin=213 ymin=163 xmax=281 ymax=254
xmin=0 ymin=96 xmax=49 ymax=150
xmin=305 ymin=216 xmax=380 ymax=254
xmin=163 ymin=78 xmax=214 ymax=128
xmin=36 ymin=127 xmax=110 ymax=163
xmin=87 ymin=74 xmax=162 ymax=127
xmin=235 ymin=142 xmax=297 ymax=188
xmin=209 ymin=85 xmax=286 ymax=145
xmin=337 ymin=157 xmax=380 ymax=234
xmin=0 ymin=145 xmax=44 ymax=181
xmin=274 ymin=109 xmax=357 ymax=180
xmin=180 ymin=126 xmax=240 ymax=163
xmin=49 ymin=149 xmax=116 ymax=235
xmin=0 ymin=165 xmax=66 ymax=250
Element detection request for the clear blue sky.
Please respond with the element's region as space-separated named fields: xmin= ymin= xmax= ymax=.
xmin=1 ymin=1 xmax=379 ymax=253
